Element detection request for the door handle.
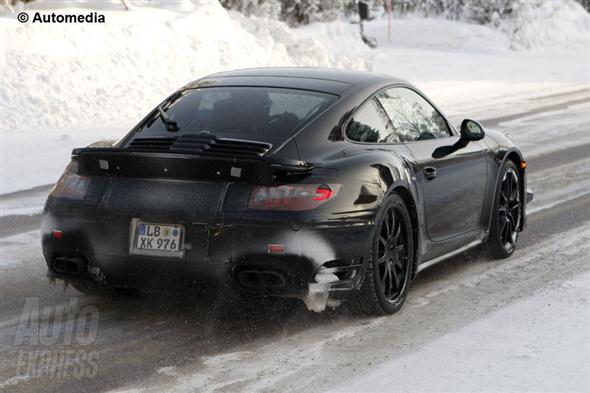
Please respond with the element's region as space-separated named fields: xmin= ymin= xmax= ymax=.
xmin=423 ymin=166 xmax=437 ymax=180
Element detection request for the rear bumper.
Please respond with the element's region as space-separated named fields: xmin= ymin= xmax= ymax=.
xmin=41 ymin=204 xmax=372 ymax=297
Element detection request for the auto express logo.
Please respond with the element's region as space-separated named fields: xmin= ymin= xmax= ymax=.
xmin=11 ymin=297 xmax=100 ymax=382
xmin=17 ymin=11 xmax=106 ymax=24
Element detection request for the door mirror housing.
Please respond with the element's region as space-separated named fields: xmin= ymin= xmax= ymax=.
xmin=460 ymin=119 xmax=485 ymax=142
xmin=432 ymin=119 xmax=485 ymax=159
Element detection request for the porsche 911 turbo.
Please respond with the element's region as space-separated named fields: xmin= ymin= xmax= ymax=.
xmin=41 ymin=68 xmax=533 ymax=315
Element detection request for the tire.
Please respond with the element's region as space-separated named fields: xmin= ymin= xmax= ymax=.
xmin=487 ymin=160 xmax=522 ymax=259
xmin=357 ymin=193 xmax=414 ymax=315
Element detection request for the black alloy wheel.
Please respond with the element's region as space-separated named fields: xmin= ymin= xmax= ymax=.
xmin=358 ymin=193 xmax=413 ymax=315
xmin=488 ymin=160 xmax=522 ymax=259
xmin=499 ymin=167 xmax=521 ymax=250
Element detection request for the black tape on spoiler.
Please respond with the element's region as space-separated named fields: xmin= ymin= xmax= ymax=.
xmin=71 ymin=148 xmax=313 ymax=184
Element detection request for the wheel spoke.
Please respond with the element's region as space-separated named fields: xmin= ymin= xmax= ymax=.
xmin=391 ymin=268 xmax=400 ymax=290
xmin=392 ymin=221 xmax=401 ymax=242
xmin=384 ymin=211 xmax=391 ymax=238
xmin=380 ymin=263 xmax=388 ymax=286
xmin=389 ymin=209 xmax=396 ymax=239
xmin=501 ymin=182 xmax=509 ymax=203
xmin=500 ymin=217 xmax=509 ymax=244
xmin=388 ymin=266 xmax=396 ymax=293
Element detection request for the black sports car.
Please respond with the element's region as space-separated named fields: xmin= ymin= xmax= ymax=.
xmin=42 ymin=68 xmax=533 ymax=315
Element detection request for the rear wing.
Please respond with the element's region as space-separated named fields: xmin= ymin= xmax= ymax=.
xmin=71 ymin=148 xmax=313 ymax=184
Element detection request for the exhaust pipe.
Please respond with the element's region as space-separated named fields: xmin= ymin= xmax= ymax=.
xmin=52 ymin=256 xmax=84 ymax=276
xmin=237 ymin=269 xmax=286 ymax=289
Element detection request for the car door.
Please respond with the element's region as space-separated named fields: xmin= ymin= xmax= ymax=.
xmin=376 ymin=87 xmax=487 ymax=241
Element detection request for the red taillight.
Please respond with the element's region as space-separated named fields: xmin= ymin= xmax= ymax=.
xmin=313 ymin=185 xmax=333 ymax=201
xmin=248 ymin=184 xmax=341 ymax=211
xmin=267 ymin=244 xmax=286 ymax=254
xmin=49 ymin=172 xmax=90 ymax=200
xmin=51 ymin=229 xmax=64 ymax=239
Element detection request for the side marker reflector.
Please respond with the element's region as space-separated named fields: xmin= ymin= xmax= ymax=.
xmin=520 ymin=161 xmax=527 ymax=169
xmin=267 ymin=244 xmax=285 ymax=254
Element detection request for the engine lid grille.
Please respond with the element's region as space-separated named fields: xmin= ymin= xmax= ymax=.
xmin=126 ymin=134 xmax=271 ymax=158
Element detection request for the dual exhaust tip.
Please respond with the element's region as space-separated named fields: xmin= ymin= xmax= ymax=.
xmin=52 ymin=256 xmax=85 ymax=276
xmin=238 ymin=269 xmax=287 ymax=289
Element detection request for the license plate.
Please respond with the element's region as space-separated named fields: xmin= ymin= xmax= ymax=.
xmin=131 ymin=220 xmax=184 ymax=257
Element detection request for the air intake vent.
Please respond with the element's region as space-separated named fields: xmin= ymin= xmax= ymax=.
xmin=205 ymin=139 xmax=271 ymax=157
xmin=170 ymin=134 xmax=218 ymax=153
xmin=127 ymin=134 xmax=271 ymax=158
xmin=128 ymin=137 xmax=177 ymax=151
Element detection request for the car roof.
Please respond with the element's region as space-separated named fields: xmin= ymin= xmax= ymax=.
xmin=184 ymin=67 xmax=404 ymax=95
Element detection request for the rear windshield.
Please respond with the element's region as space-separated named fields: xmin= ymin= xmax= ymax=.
xmin=133 ymin=86 xmax=337 ymax=146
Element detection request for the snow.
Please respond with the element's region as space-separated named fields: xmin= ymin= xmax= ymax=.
xmin=499 ymin=0 xmax=590 ymax=52
xmin=0 ymin=185 xmax=48 ymax=216
xmin=527 ymin=157 xmax=590 ymax=215
xmin=0 ymin=230 xmax=40 ymax=268
xmin=302 ymin=282 xmax=340 ymax=313
xmin=356 ymin=15 xmax=590 ymax=119
xmin=0 ymin=0 xmax=365 ymax=133
xmin=328 ymin=271 xmax=590 ymax=393
xmin=0 ymin=126 xmax=121 ymax=194
xmin=495 ymin=101 xmax=590 ymax=158
xmin=1 ymin=0 xmax=589 ymax=196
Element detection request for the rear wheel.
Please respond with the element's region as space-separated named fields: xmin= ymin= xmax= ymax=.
xmin=487 ymin=160 xmax=522 ymax=259
xmin=357 ymin=193 xmax=414 ymax=315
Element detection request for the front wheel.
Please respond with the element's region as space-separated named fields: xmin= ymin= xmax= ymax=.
xmin=357 ymin=193 xmax=414 ymax=315
xmin=487 ymin=160 xmax=522 ymax=259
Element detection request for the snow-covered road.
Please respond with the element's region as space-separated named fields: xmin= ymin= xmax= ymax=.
xmin=1 ymin=100 xmax=589 ymax=393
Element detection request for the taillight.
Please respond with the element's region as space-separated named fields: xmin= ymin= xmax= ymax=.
xmin=248 ymin=184 xmax=341 ymax=211
xmin=49 ymin=171 xmax=90 ymax=200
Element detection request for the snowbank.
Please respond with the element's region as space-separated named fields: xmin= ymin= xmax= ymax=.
xmin=0 ymin=0 xmax=366 ymax=133
xmin=501 ymin=0 xmax=590 ymax=52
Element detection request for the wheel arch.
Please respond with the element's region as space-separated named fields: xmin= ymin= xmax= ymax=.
xmin=505 ymin=150 xmax=525 ymax=180
xmin=489 ymin=148 xmax=527 ymax=232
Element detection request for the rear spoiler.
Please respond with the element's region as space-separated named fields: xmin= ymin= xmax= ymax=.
xmin=71 ymin=148 xmax=313 ymax=184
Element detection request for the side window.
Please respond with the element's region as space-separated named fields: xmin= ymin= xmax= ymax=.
xmin=376 ymin=88 xmax=450 ymax=142
xmin=346 ymin=98 xmax=398 ymax=143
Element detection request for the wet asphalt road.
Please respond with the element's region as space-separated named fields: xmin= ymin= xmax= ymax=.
xmin=0 ymin=97 xmax=589 ymax=393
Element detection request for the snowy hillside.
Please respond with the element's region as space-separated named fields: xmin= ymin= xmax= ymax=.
xmin=1 ymin=0 xmax=589 ymax=133
xmin=0 ymin=0 xmax=366 ymax=133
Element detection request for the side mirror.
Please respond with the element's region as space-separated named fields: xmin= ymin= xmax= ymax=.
xmin=432 ymin=119 xmax=485 ymax=159
xmin=460 ymin=119 xmax=485 ymax=142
